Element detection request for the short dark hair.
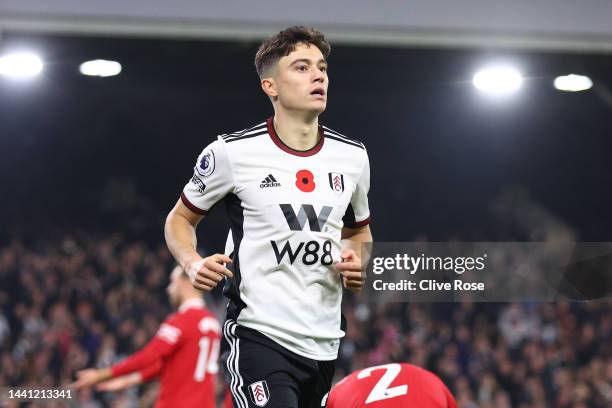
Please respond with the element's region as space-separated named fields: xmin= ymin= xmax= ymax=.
xmin=255 ymin=26 xmax=331 ymax=78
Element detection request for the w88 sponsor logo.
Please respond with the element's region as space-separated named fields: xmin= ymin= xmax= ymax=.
xmin=271 ymin=239 xmax=333 ymax=265
xmin=272 ymin=203 xmax=335 ymax=265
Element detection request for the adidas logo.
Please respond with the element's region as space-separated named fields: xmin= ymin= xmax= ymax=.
xmin=260 ymin=174 xmax=281 ymax=188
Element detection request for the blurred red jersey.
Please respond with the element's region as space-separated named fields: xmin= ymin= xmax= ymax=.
xmin=327 ymin=363 xmax=457 ymax=408
xmin=111 ymin=299 xmax=222 ymax=408
xmin=223 ymin=385 xmax=234 ymax=408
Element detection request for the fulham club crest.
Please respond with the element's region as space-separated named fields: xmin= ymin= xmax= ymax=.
xmin=249 ymin=381 xmax=270 ymax=407
xmin=328 ymin=172 xmax=344 ymax=194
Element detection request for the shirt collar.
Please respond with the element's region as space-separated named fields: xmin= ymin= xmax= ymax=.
xmin=266 ymin=117 xmax=324 ymax=157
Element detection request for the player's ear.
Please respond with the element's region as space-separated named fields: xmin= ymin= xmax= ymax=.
xmin=261 ymin=78 xmax=278 ymax=98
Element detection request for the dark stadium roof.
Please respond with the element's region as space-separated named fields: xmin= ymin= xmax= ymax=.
xmin=1 ymin=33 xmax=611 ymax=246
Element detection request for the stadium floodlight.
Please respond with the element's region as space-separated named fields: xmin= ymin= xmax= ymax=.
xmin=472 ymin=66 xmax=523 ymax=95
xmin=0 ymin=52 xmax=44 ymax=79
xmin=554 ymin=74 xmax=593 ymax=92
xmin=79 ymin=59 xmax=122 ymax=77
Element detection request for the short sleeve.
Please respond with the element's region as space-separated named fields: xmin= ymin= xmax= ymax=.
xmin=181 ymin=139 xmax=234 ymax=214
xmin=343 ymin=150 xmax=371 ymax=228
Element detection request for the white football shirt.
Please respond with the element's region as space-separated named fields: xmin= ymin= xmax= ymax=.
xmin=181 ymin=118 xmax=370 ymax=360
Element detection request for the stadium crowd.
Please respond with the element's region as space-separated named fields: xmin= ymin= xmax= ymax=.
xmin=0 ymin=233 xmax=610 ymax=407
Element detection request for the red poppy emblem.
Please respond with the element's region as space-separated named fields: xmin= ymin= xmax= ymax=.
xmin=295 ymin=170 xmax=315 ymax=192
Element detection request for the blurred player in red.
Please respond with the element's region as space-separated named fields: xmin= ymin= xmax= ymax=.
xmin=72 ymin=265 xmax=222 ymax=408
xmin=326 ymin=363 xmax=457 ymax=408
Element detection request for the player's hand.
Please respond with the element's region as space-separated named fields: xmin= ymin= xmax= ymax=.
xmin=96 ymin=372 xmax=142 ymax=391
xmin=186 ymin=254 xmax=233 ymax=291
xmin=71 ymin=368 xmax=112 ymax=390
xmin=335 ymin=249 xmax=365 ymax=292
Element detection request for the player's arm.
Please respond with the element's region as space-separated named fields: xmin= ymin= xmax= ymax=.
xmin=165 ymin=199 xmax=233 ymax=291
xmin=165 ymin=140 xmax=234 ymax=291
xmin=96 ymin=360 xmax=163 ymax=392
xmin=95 ymin=372 xmax=142 ymax=392
xmin=165 ymin=197 xmax=204 ymax=271
xmin=138 ymin=358 xmax=163 ymax=382
xmin=71 ymin=367 xmax=113 ymax=390
xmin=72 ymin=339 xmax=169 ymax=389
xmin=165 ymin=200 xmax=232 ymax=291
xmin=109 ymin=336 xmax=173 ymax=377
xmin=342 ymin=224 xmax=373 ymax=258
xmin=336 ymin=228 xmax=372 ymax=293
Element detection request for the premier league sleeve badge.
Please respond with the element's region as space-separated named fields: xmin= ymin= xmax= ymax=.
xmin=196 ymin=149 xmax=216 ymax=177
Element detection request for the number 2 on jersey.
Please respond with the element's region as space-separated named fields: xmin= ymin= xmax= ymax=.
xmin=357 ymin=363 xmax=408 ymax=404
xmin=194 ymin=337 xmax=220 ymax=381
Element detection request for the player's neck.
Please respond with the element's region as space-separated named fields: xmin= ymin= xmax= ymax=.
xmin=178 ymin=296 xmax=205 ymax=311
xmin=272 ymin=110 xmax=320 ymax=151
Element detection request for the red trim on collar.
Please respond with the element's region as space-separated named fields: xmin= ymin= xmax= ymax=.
xmin=266 ymin=117 xmax=324 ymax=157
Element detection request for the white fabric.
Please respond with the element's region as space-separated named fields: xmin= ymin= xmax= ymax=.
xmin=182 ymin=120 xmax=370 ymax=360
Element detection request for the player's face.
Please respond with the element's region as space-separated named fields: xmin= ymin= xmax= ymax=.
xmin=273 ymin=43 xmax=328 ymax=114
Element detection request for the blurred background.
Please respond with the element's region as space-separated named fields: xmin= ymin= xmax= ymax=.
xmin=0 ymin=1 xmax=611 ymax=407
